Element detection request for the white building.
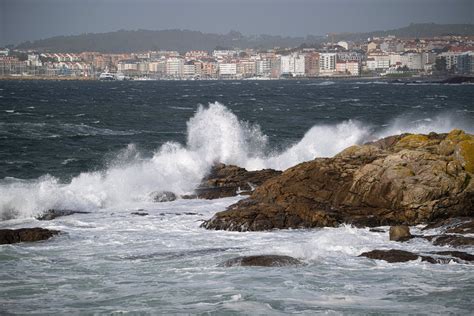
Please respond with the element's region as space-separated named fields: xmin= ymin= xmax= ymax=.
xmin=280 ymin=54 xmax=305 ymax=76
xmin=166 ymin=58 xmax=184 ymax=77
xmin=400 ymin=52 xmax=423 ymax=70
xmin=337 ymin=41 xmax=349 ymax=50
xmin=218 ymin=63 xmax=237 ymax=77
xmin=256 ymin=59 xmax=272 ymax=76
xmin=319 ymin=53 xmax=337 ymax=75
xmin=366 ymin=53 xmax=390 ymax=71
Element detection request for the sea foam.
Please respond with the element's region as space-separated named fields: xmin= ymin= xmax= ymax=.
xmin=0 ymin=102 xmax=472 ymax=220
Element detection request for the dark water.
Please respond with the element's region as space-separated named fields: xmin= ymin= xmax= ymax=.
xmin=1 ymin=80 xmax=473 ymax=314
xmin=1 ymin=80 xmax=473 ymax=180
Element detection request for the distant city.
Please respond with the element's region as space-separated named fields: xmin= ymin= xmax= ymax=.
xmin=1 ymin=34 xmax=473 ymax=80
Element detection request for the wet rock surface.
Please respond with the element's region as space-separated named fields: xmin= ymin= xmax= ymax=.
xmin=36 ymin=209 xmax=91 ymax=221
xmin=189 ymin=163 xmax=281 ymax=200
xmin=425 ymin=235 xmax=474 ymax=248
xmin=220 ymin=255 xmax=302 ymax=267
xmin=359 ymin=249 xmax=473 ymax=264
xmin=202 ymin=130 xmax=474 ymax=231
xmin=0 ymin=227 xmax=60 ymax=244
xmin=389 ymin=225 xmax=412 ymax=241
xmin=131 ymin=211 xmax=149 ymax=216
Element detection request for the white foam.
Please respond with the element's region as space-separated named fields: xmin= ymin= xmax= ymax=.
xmin=0 ymin=102 xmax=472 ymax=220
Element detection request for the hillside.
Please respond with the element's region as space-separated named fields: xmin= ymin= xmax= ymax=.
xmin=15 ymin=30 xmax=322 ymax=53
xmin=332 ymin=23 xmax=474 ymax=41
xmin=15 ymin=23 xmax=474 ymax=53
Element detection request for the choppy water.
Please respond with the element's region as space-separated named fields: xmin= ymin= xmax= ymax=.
xmin=1 ymin=80 xmax=473 ymax=314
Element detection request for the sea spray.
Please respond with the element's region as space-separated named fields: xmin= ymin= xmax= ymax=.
xmin=0 ymin=102 xmax=472 ymax=220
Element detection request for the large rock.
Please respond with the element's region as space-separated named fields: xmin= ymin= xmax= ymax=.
xmin=202 ymin=130 xmax=474 ymax=231
xmin=389 ymin=225 xmax=412 ymax=241
xmin=220 ymin=255 xmax=302 ymax=267
xmin=189 ymin=163 xmax=281 ymax=200
xmin=0 ymin=228 xmax=60 ymax=244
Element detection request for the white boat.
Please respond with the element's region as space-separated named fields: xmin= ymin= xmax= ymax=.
xmin=99 ymin=69 xmax=116 ymax=80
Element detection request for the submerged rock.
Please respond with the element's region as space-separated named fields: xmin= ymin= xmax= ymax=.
xmin=0 ymin=227 xmax=60 ymax=244
xmin=131 ymin=211 xmax=149 ymax=216
xmin=359 ymin=249 xmax=423 ymax=263
xmin=389 ymin=225 xmax=412 ymax=242
xmin=220 ymin=255 xmax=302 ymax=267
xmin=150 ymin=191 xmax=177 ymax=202
xmin=191 ymin=164 xmax=281 ymax=200
xmin=360 ymin=249 xmax=473 ymax=264
xmin=36 ymin=209 xmax=90 ymax=221
xmin=202 ymin=130 xmax=474 ymax=231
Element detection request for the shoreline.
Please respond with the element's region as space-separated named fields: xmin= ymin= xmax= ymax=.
xmin=0 ymin=75 xmax=463 ymax=82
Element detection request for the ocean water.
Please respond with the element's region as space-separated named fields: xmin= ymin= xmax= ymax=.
xmin=0 ymin=79 xmax=473 ymax=314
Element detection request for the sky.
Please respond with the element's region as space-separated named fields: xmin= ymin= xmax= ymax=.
xmin=0 ymin=0 xmax=473 ymax=46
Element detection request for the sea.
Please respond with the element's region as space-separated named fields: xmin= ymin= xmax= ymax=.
xmin=0 ymin=79 xmax=473 ymax=314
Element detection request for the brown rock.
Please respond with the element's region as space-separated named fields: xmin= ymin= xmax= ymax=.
xmin=0 ymin=228 xmax=60 ymax=244
xmin=360 ymin=249 xmax=474 ymax=264
xmin=359 ymin=249 xmax=423 ymax=263
xmin=220 ymin=255 xmax=302 ymax=267
xmin=389 ymin=225 xmax=412 ymax=241
xmin=202 ymin=131 xmax=474 ymax=231
xmin=193 ymin=163 xmax=281 ymax=199
xmin=433 ymin=251 xmax=474 ymax=262
xmin=426 ymin=235 xmax=474 ymax=248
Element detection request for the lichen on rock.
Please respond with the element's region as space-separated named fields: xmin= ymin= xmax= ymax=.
xmin=202 ymin=130 xmax=474 ymax=231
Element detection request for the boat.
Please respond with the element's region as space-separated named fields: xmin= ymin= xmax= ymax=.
xmin=99 ymin=69 xmax=116 ymax=80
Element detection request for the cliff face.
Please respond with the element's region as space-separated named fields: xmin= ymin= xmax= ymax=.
xmin=202 ymin=130 xmax=474 ymax=231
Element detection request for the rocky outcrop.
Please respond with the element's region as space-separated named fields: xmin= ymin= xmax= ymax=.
xmin=36 ymin=209 xmax=90 ymax=221
xmin=186 ymin=163 xmax=281 ymax=200
xmin=425 ymin=235 xmax=474 ymax=248
xmin=359 ymin=249 xmax=474 ymax=264
xmin=389 ymin=225 xmax=412 ymax=241
xmin=0 ymin=228 xmax=60 ymax=244
xmin=220 ymin=255 xmax=302 ymax=267
xmin=421 ymin=217 xmax=474 ymax=247
xmin=202 ymin=130 xmax=474 ymax=231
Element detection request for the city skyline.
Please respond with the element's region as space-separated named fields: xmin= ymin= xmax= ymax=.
xmin=1 ymin=0 xmax=473 ymax=46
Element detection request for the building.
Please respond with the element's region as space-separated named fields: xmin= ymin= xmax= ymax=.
xmin=237 ymin=60 xmax=256 ymax=78
xmin=304 ymin=52 xmax=320 ymax=77
xmin=400 ymin=52 xmax=423 ymax=70
xmin=218 ymin=63 xmax=237 ymax=78
xmin=183 ymin=61 xmax=196 ymax=78
xmin=166 ymin=57 xmax=184 ymax=77
xmin=337 ymin=41 xmax=349 ymax=50
xmin=256 ymin=59 xmax=273 ymax=77
xmin=336 ymin=61 xmax=360 ymax=76
xmin=366 ymin=53 xmax=390 ymax=71
xmin=367 ymin=42 xmax=378 ymax=52
xmin=319 ymin=53 xmax=337 ymax=75
xmin=280 ymin=53 xmax=305 ymax=76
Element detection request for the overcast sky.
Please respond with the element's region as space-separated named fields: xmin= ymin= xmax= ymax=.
xmin=1 ymin=0 xmax=473 ymax=46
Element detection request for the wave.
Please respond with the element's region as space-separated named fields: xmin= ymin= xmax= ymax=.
xmin=0 ymin=102 xmax=472 ymax=220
